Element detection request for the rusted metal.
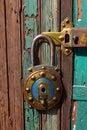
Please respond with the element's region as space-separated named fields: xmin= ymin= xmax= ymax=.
xmin=33 ymin=18 xmax=87 ymax=57
xmin=24 ymin=65 xmax=62 ymax=110
xmin=24 ymin=33 xmax=63 ymax=110
xmin=42 ymin=17 xmax=72 ymax=55
xmin=31 ymin=34 xmax=55 ymax=66
xmin=72 ymin=28 xmax=87 ymax=47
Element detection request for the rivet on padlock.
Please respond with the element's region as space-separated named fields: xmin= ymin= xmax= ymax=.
xmin=24 ymin=34 xmax=62 ymax=110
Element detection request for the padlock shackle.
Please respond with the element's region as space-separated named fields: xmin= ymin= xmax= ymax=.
xmin=31 ymin=34 xmax=55 ymax=66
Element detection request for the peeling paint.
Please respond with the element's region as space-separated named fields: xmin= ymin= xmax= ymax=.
xmin=78 ymin=0 xmax=82 ymax=21
xmin=72 ymin=101 xmax=77 ymax=130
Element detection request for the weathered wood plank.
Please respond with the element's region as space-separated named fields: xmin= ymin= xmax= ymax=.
xmin=5 ymin=0 xmax=24 ymax=130
xmin=73 ymin=0 xmax=87 ymax=27
xmin=61 ymin=0 xmax=72 ymax=21
xmin=71 ymin=1 xmax=87 ymax=130
xmin=76 ymin=101 xmax=87 ymax=130
xmin=0 ymin=0 xmax=9 ymax=129
xmin=41 ymin=0 xmax=60 ymax=130
xmin=61 ymin=1 xmax=72 ymax=130
xmin=74 ymin=48 xmax=87 ymax=85
xmin=24 ymin=0 xmax=40 ymax=130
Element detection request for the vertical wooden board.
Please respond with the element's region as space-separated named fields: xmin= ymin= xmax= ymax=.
xmin=25 ymin=18 xmax=38 ymax=48
xmin=41 ymin=0 xmax=60 ymax=130
xmin=23 ymin=50 xmax=31 ymax=78
xmin=24 ymin=0 xmax=40 ymax=130
xmin=0 ymin=0 xmax=8 ymax=129
xmin=41 ymin=0 xmax=58 ymax=32
xmin=73 ymin=48 xmax=87 ymax=85
xmin=61 ymin=0 xmax=72 ymax=21
xmin=5 ymin=0 xmax=24 ymax=130
xmin=23 ymin=50 xmax=40 ymax=130
xmin=73 ymin=0 xmax=87 ymax=27
xmin=71 ymin=101 xmax=87 ymax=130
xmin=76 ymin=101 xmax=87 ymax=130
xmin=61 ymin=1 xmax=72 ymax=130
xmin=71 ymin=0 xmax=87 ymax=130
xmin=73 ymin=0 xmax=87 ymax=85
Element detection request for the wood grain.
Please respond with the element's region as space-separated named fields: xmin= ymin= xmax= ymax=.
xmin=71 ymin=1 xmax=87 ymax=130
xmin=61 ymin=0 xmax=72 ymax=21
xmin=61 ymin=1 xmax=72 ymax=130
xmin=5 ymin=0 xmax=24 ymax=130
xmin=41 ymin=0 xmax=61 ymax=130
xmin=0 ymin=0 xmax=9 ymax=129
xmin=24 ymin=0 xmax=40 ymax=130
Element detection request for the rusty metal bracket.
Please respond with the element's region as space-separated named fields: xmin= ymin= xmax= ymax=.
xmin=41 ymin=17 xmax=87 ymax=55
xmin=42 ymin=17 xmax=73 ymax=55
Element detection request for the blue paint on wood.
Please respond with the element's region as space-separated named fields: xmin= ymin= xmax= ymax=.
xmin=23 ymin=50 xmax=40 ymax=130
xmin=23 ymin=51 xmax=31 ymax=78
xmin=24 ymin=102 xmax=40 ymax=130
xmin=71 ymin=0 xmax=87 ymax=130
xmin=25 ymin=18 xmax=38 ymax=49
xmin=24 ymin=0 xmax=37 ymax=16
xmin=24 ymin=0 xmax=40 ymax=130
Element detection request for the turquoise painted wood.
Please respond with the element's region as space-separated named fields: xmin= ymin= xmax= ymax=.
xmin=73 ymin=85 xmax=87 ymax=101
xmin=24 ymin=0 xmax=40 ymax=130
xmin=23 ymin=1 xmax=60 ymax=130
xmin=71 ymin=0 xmax=87 ymax=130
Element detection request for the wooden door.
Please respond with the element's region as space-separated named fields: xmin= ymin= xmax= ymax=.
xmin=71 ymin=0 xmax=87 ymax=130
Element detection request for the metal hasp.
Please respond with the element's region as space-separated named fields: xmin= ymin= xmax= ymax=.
xmin=42 ymin=17 xmax=87 ymax=55
xmin=24 ymin=34 xmax=62 ymax=110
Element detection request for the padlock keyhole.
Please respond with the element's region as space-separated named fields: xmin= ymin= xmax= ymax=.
xmin=41 ymin=87 xmax=46 ymax=93
xmin=65 ymin=33 xmax=69 ymax=43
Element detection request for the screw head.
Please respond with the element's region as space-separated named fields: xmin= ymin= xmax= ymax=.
xmin=56 ymin=87 xmax=60 ymax=91
xmin=40 ymin=100 xmax=44 ymax=105
xmin=59 ymin=35 xmax=64 ymax=41
xmin=65 ymin=18 xmax=70 ymax=23
xmin=53 ymin=97 xmax=57 ymax=101
xmin=40 ymin=71 xmax=46 ymax=77
xmin=65 ymin=49 xmax=69 ymax=53
xmin=42 ymin=66 xmax=45 ymax=69
xmin=28 ymin=67 xmax=33 ymax=72
xmin=31 ymin=75 xmax=36 ymax=80
xmin=55 ymin=66 xmax=59 ymax=71
xmin=29 ymin=105 xmax=32 ymax=108
xmin=29 ymin=97 xmax=33 ymax=102
xmin=51 ymin=75 xmax=56 ymax=81
xmin=26 ymin=87 xmax=30 ymax=92
xmin=62 ymin=23 xmax=66 ymax=28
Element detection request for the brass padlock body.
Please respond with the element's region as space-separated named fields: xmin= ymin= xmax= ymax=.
xmin=24 ymin=65 xmax=62 ymax=110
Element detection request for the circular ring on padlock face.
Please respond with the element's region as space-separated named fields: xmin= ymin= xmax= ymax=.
xmin=32 ymin=78 xmax=55 ymax=100
xmin=24 ymin=65 xmax=62 ymax=110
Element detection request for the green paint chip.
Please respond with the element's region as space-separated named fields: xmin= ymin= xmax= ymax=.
xmin=24 ymin=0 xmax=38 ymax=16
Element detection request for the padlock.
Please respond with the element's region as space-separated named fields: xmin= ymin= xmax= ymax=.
xmin=24 ymin=34 xmax=63 ymax=110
